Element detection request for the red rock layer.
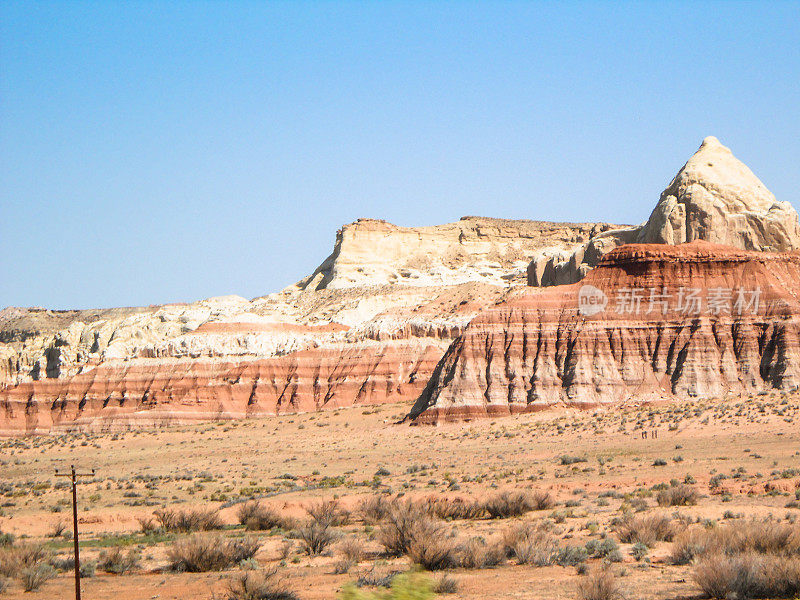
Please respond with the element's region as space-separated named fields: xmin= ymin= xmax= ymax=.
xmin=409 ymin=241 xmax=800 ymax=423
xmin=0 ymin=341 xmax=443 ymax=435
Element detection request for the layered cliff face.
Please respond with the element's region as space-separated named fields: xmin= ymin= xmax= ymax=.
xmin=529 ymin=137 xmax=800 ymax=286
xmin=296 ymin=217 xmax=618 ymax=290
xmin=1 ymin=217 xmax=595 ymax=434
xmin=0 ymin=282 xmax=516 ymax=435
xmin=410 ymin=240 xmax=800 ymax=423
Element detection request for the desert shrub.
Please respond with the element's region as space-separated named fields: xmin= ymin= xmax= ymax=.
xmin=503 ymin=523 xmax=559 ymax=566
xmin=615 ymin=514 xmax=675 ymax=546
xmin=137 ymin=515 xmax=158 ymax=534
xmin=334 ymin=558 xmax=356 ymax=574
xmin=21 ymin=564 xmax=56 ymax=592
xmin=228 ymin=538 xmax=263 ymax=565
xmin=0 ymin=576 xmax=9 ymax=593
xmin=168 ymin=534 xmax=261 ymax=572
xmin=98 ymin=547 xmax=141 ymax=574
xmin=360 ymin=495 xmax=393 ymax=524
xmin=340 ymin=571 xmax=434 ymax=600
xmin=560 ymin=455 xmax=588 ymax=466
xmin=631 ymin=542 xmax=649 ymax=562
xmin=405 ymin=520 xmax=458 ymax=571
xmin=337 ymin=537 xmax=366 ymax=564
xmin=306 ymin=499 xmax=350 ymax=527
xmin=155 ymin=507 xmax=222 ymax=533
xmin=657 ymin=485 xmax=699 ymax=507
xmin=377 ymin=500 xmax=432 ymax=556
xmin=585 ymin=538 xmax=621 ymax=560
xmin=482 ymin=491 xmax=536 ymax=519
xmin=433 ymin=574 xmax=458 ymax=594
xmin=355 ymin=565 xmax=402 ymax=588
xmin=297 ymin=521 xmax=338 ymax=556
xmin=455 ymin=537 xmax=504 ymax=569
xmin=424 ymin=496 xmax=484 ymax=521
xmin=224 ymin=568 xmax=299 ymax=600
xmin=693 ymin=553 xmax=800 ymax=599
xmin=576 ymin=569 xmax=622 ymax=600
xmin=49 ymin=555 xmax=96 ymax=577
xmin=238 ymin=502 xmax=293 ymax=531
xmin=0 ymin=543 xmax=50 ymax=578
xmin=671 ymin=527 xmax=718 ymax=565
xmin=47 ymin=521 xmax=68 ymax=538
xmin=531 ymin=491 xmax=556 ymax=511
xmin=555 ymin=545 xmax=588 ymax=567
xmin=671 ymin=521 xmax=800 ymax=565
xmin=0 ymin=532 xmax=13 ymax=547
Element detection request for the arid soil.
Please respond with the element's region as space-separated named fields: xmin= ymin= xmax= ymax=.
xmin=2 ymin=392 xmax=800 ymax=599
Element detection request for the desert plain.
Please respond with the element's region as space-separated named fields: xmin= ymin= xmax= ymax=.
xmin=2 ymin=392 xmax=800 ymax=599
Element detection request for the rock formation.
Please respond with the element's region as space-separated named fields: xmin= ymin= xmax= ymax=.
xmin=0 ymin=218 xmax=603 ymax=435
xmin=297 ymin=216 xmax=617 ymax=290
xmin=409 ymin=240 xmax=800 ymax=423
xmin=529 ymin=137 xmax=800 ymax=286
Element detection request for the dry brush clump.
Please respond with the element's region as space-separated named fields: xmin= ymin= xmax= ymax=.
xmin=237 ymin=501 xmax=294 ymax=531
xmin=167 ymin=534 xmax=261 ymax=572
xmin=482 ymin=490 xmax=552 ymax=519
xmin=20 ymin=564 xmax=56 ymax=592
xmin=224 ymin=568 xmax=299 ymax=600
xmin=154 ymin=507 xmax=222 ymax=533
xmin=502 ymin=522 xmax=560 ymax=566
xmin=615 ymin=513 xmax=676 ymax=547
xmin=377 ymin=500 xmax=432 ymax=557
xmin=422 ymin=496 xmax=484 ymax=521
xmin=576 ymin=569 xmax=623 ymax=600
xmin=98 ymin=547 xmax=141 ymax=574
xmin=296 ymin=521 xmax=338 ymax=556
xmin=656 ymin=484 xmax=700 ymax=507
xmin=337 ymin=537 xmax=366 ymax=564
xmin=667 ymin=520 xmax=800 ymax=598
xmin=305 ymin=499 xmax=350 ymax=527
xmin=404 ymin=519 xmax=458 ymax=571
xmin=693 ymin=553 xmax=800 ymax=599
xmin=360 ymin=495 xmax=393 ymax=524
xmin=671 ymin=520 xmax=800 ymax=565
xmin=454 ymin=537 xmax=505 ymax=569
xmin=0 ymin=542 xmax=51 ymax=585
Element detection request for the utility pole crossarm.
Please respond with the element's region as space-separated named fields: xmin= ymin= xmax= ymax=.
xmin=54 ymin=465 xmax=96 ymax=600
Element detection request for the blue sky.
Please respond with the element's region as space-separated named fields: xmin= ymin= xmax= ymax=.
xmin=1 ymin=1 xmax=798 ymax=309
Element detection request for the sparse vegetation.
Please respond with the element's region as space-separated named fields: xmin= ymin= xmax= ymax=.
xmin=656 ymin=485 xmax=699 ymax=507
xmin=154 ymin=507 xmax=222 ymax=533
xmin=224 ymin=568 xmax=299 ymax=600
xmin=98 ymin=547 xmax=141 ymax=574
xmin=576 ymin=569 xmax=622 ymax=600
xmin=238 ymin=502 xmax=293 ymax=531
xmin=297 ymin=521 xmax=338 ymax=556
xmin=21 ymin=564 xmax=56 ymax=592
xmin=167 ymin=534 xmax=261 ymax=572
xmin=615 ymin=514 xmax=675 ymax=546
xmin=693 ymin=553 xmax=800 ymax=599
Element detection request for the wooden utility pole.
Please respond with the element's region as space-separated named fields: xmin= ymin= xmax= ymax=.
xmin=55 ymin=465 xmax=95 ymax=600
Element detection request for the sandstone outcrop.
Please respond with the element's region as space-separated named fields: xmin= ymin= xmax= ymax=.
xmin=0 ymin=283 xmax=509 ymax=435
xmin=2 ymin=216 xmax=600 ymax=434
xmin=410 ymin=240 xmax=800 ymax=423
xmin=296 ymin=216 xmax=618 ymax=290
xmin=529 ymin=137 xmax=800 ymax=286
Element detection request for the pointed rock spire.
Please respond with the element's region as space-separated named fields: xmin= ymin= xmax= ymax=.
xmin=529 ymin=137 xmax=800 ymax=286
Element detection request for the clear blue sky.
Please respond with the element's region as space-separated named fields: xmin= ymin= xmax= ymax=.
xmin=2 ymin=1 xmax=798 ymax=309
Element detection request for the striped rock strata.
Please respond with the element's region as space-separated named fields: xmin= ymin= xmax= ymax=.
xmin=410 ymin=240 xmax=800 ymax=423
xmin=1 ymin=218 xmax=603 ymax=435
